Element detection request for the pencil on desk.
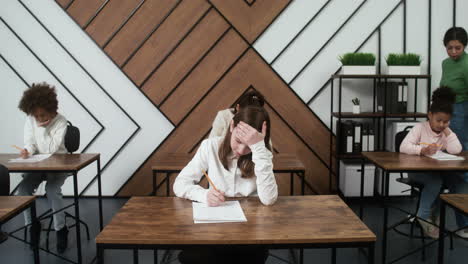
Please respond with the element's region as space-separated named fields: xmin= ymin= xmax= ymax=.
xmin=202 ymin=169 xmax=219 ymax=192
xmin=11 ymin=145 xmax=24 ymax=151
xmin=419 ymin=142 xmax=442 ymax=147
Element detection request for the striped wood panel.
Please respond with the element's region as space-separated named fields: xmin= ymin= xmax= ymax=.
xmin=103 ymin=0 xmax=179 ymax=65
xmin=142 ymin=8 xmax=230 ymax=105
xmin=85 ymin=0 xmax=141 ymax=46
xmin=58 ymin=0 xmax=334 ymax=196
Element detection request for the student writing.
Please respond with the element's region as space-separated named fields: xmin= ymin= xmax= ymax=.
xmin=400 ymin=87 xmax=468 ymax=239
xmin=15 ymin=82 xmax=70 ymax=253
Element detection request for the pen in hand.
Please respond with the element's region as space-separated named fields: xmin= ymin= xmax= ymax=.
xmin=12 ymin=145 xmax=29 ymax=158
xmin=203 ymin=169 xmax=225 ymax=206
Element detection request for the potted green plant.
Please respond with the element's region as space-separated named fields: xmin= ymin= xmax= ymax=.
xmin=339 ymin=53 xmax=376 ymax=74
xmin=352 ymin=97 xmax=360 ymax=114
xmin=386 ymin=53 xmax=422 ymax=75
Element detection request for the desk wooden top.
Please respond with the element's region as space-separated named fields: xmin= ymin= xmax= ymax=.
xmin=96 ymin=195 xmax=375 ymax=245
xmin=440 ymin=194 xmax=468 ymax=215
xmin=0 ymin=196 xmax=35 ymax=223
xmin=152 ymin=153 xmax=305 ymax=172
xmin=0 ymin=153 xmax=100 ymax=172
xmin=362 ymin=152 xmax=468 ymax=171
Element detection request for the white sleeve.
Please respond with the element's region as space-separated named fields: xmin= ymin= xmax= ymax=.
xmin=44 ymin=118 xmax=67 ymax=153
xmin=173 ymin=140 xmax=210 ymax=203
xmin=209 ymin=111 xmax=228 ymax=138
xmin=23 ymin=118 xmax=37 ymax=154
xmin=251 ymin=140 xmax=277 ymax=205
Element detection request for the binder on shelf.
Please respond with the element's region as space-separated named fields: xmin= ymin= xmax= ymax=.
xmin=377 ymin=81 xmax=407 ymax=114
xmin=397 ymin=83 xmax=408 ymax=113
xmin=362 ymin=124 xmax=369 ymax=151
xmin=337 ymin=121 xmax=354 ymax=154
xmin=368 ymin=123 xmax=375 ymax=151
xmin=353 ymin=122 xmax=362 ymax=153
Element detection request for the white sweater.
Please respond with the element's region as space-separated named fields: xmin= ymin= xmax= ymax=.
xmin=23 ymin=113 xmax=68 ymax=154
xmin=173 ymin=137 xmax=278 ymax=206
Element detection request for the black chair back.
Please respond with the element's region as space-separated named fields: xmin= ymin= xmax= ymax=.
xmin=395 ymin=126 xmax=413 ymax=152
xmin=0 ymin=165 xmax=9 ymax=195
xmin=64 ymin=121 xmax=80 ymax=153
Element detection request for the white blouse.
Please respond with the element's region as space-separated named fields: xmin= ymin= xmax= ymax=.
xmin=23 ymin=113 xmax=68 ymax=154
xmin=173 ymin=137 xmax=278 ymax=205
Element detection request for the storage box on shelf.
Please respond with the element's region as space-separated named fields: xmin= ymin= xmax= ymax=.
xmin=339 ymin=161 xmax=375 ymax=197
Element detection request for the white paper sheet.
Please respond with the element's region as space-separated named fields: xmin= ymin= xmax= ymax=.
xmin=426 ymin=151 xmax=464 ymax=161
xmin=8 ymin=154 xmax=52 ymax=163
xmin=192 ymin=200 xmax=247 ymax=224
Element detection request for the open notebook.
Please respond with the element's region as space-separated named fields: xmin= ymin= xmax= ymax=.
xmin=192 ymin=200 xmax=247 ymax=224
xmin=426 ymin=151 xmax=464 ymax=161
xmin=8 ymin=154 xmax=52 ymax=163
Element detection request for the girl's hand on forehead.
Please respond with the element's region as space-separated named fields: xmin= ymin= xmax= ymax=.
xmin=237 ymin=121 xmax=266 ymax=146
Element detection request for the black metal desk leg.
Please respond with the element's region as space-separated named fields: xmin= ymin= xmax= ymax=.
xmin=152 ymin=171 xmax=156 ymax=196
xmin=331 ymin=248 xmax=336 ymax=264
xmin=166 ymin=173 xmax=170 ymax=197
xmin=300 ymin=248 xmax=303 ymax=264
xmin=97 ymin=245 xmax=104 ymax=264
xmin=72 ymin=172 xmax=83 ymax=264
xmin=301 ymin=172 xmax=305 ymax=195
xmin=153 ymin=249 xmax=158 ymax=264
xmin=133 ymin=249 xmax=139 ymax=264
xmin=30 ymin=201 xmax=40 ymax=264
xmin=290 ymin=173 xmax=294 ymax=196
xmin=97 ymin=159 xmax=103 ymax=230
xmin=438 ymin=200 xmax=446 ymax=264
xmin=359 ymin=159 xmax=365 ymax=219
xmin=368 ymin=243 xmax=375 ymax=264
xmin=382 ymin=171 xmax=390 ymax=264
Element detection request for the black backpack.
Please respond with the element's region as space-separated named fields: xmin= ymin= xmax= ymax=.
xmin=64 ymin=121 xmax=80 ymax=153
xmin=395 ymin=126 xmax=413 ymax=152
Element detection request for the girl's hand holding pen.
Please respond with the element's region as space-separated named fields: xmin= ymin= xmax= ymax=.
xmin=12 ymin=145 xmax=29 ymax=159
xmin=421 ymin=145 xmax=438 ymax=156
xmin=207 ymin=188 xmax=225 ymax=207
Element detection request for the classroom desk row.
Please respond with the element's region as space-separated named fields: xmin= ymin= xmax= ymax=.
xmin=360 ymin=151 xmax=468 ymax=264
xmin=13 ymin=153 xmax=465 ymax=263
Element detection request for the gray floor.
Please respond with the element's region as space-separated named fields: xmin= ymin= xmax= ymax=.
xmin=1 ymin=196 xmax=467 ymax=264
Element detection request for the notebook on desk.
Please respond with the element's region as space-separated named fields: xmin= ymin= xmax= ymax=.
xmin=192 ymin=200 xmax=247 ymax=224
xmin=8 ymin=154 xmax=51 ymax=163
xmin=426 ymin=151 xmax=465 ymax=161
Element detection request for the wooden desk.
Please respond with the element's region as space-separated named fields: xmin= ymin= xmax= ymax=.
xmin=361 ymin=152 xmax=468 ymax=264
xmin=96 ymin=195 xmax=376 ymax=264
xmin=0 ymin=154 xmax=102 ymax=264
xmin=151 ymin=153 xmax=306 ymax=196
xmin=0 ymin=196 xmax=39 ymax=263
xmin=438 ymin=194 xmax=468 ymax=264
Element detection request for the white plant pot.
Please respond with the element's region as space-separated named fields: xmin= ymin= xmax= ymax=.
xmin=352 ymin=105 xmax=361 ymax=114
xmin=387 ymin=66 xmax=421 ymax=75
xmin=341 ymin=65 xmax=376 ymax=75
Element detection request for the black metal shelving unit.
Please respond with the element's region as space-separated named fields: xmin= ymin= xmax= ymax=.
xmin=329 ymin=74 xmax=431 ymax=197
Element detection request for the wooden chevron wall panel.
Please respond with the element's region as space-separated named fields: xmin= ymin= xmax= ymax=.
xmin=57 ymin=0 xmax=336 ymax=196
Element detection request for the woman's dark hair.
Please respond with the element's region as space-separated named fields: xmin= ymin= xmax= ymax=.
xmin=443 ymin=27 xmax=468 ymax=47
xmin=232 ymin=91 xmax=265 ymax=114
xmin=18 ymin=82 xmax=58 ymax=115
xmin=429 ymin=86 xmax=456 ymax=115
xmin=219 ymin=106 xmax=271 ymax=178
